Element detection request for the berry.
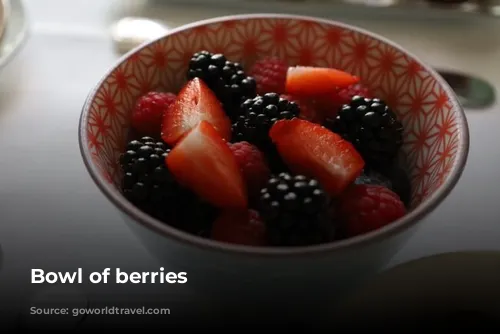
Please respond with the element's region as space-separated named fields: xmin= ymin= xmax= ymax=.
xmin=336 ymin=83 xmax=372 ymax=107
xmin=119 ymin=136 xmax=216 ymax=230
xmin=166 ymin=121 xmax=247 ymax=209
xmin=269 ymin=118 xmax=365 ymax=196
xmin=326 ymin=96 xmax=404 ymax=170
xmin=259 ymin=173 xmax=335 ymax=246
xmin=355 ymin=169 xmax=392 ymax=189
xmin=161 ymin=78 xmax=231 ymax=146
xmin=337 ymin=184 xmax=406 ymax=237
xmin=285 ymin=66 xmax=359 ymax=97
xmin=187 ymin=51 xmax=257 ymax=120
xmin=382 ymin=165 xmax=412 ymax=207
xmin=211 ymin=209 xmax=266 ymax=246
xmin=232 ymin=93 xmax=300 ymax=149
xmin=316 ymin=83 xmax=372 ymax=119
xmin=228 ymin=141 xmax=270 ymax=200
xmin=131 ymin=92 xmax=177 ymax=137
xmin=248 ymin=57 xmax=288 ymax=95
xmin=280 ymin=94 xmax=323 ymax=124
xmin=355 ymin=166 xmax=411 ymax=207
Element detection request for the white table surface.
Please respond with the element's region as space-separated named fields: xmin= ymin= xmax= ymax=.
xmin=0 ymin=0 xmax=499 ymax=317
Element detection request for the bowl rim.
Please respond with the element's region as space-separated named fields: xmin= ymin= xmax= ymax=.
xmin=79 ymin=13 xmax=470 ymax=257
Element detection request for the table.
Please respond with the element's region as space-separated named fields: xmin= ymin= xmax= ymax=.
xmin=0 ymin=0 xmax=498 ymax=325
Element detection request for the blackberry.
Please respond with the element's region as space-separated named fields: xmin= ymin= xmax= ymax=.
xmin=232 ymin=93 xmax=299 ymax=171
xmin=232 ymin=93 xmax=300 ymax=145
xmin=258 ymin=173 xmax=335 ymax=246
xmin=187 ymin=51 xmax=257 ymax=120
xmin=355 ymin=166 xmax=411 ymax=207
xmin=355 ymin=169 xmax=392 ymax=188
xmin=119 ymin=136 xmax=217 ymax=233
xmin=326 ymin=95 xmax=404 ymax=170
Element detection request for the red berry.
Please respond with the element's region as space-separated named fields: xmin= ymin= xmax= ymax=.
xmin=249 ymin=57 xmax=288 ymax=95
xmin=211 ymin=209 xmax=266 ymax=246
xmin=228 ymin=142 xmax=270 ymax=200
xmin=269 ymin=118 xmax=364 ymax=196
xmin=131 ymin=91 xmax=176 ymax=137
xmin=338 ymin=185 xmax=406 ymax=237
xmin=280 ymin=94 xmax=324 ymax=124
xmin=161 ymin=78 xmax=231 ymax=146
xmin=337 ymin=83 xmax=372 ymax=105
xmin=166 ymin=121 xmax=247 ymax=209
xmin=316 ymin=83 xmax=373 ymax=119
xmin=285 ymin=66 xmax=359 ymax=97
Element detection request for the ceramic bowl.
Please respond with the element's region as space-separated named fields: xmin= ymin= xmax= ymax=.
xmin=79 ymin=14 xmax=469 ymax=315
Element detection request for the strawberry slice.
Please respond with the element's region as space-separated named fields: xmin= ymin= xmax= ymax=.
xmin=161 ymin=78 xmax=231 ymax=146
xmin=285 ymin=66 xmax=359 ymax=97
xmin=269 ymin=118 xmax=364 ymax=196
xmin=166 ymin=121 xmax=247 ymax=209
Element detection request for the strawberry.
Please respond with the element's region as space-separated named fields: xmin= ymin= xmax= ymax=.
xmin=211 ymin=209 xmax=266 ymax=246
xmin=269 ymin=118 xmax=364 ymax=196
xmin=161 ymin=78 xmax=231 ymax=146
xmin=166 ymin=121 xmax=247 ymax=209
xmin=285 ymin=66 xmax=359 ymax=97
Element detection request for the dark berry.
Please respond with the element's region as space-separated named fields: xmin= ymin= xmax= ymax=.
xmin=384 ymin=165 xmax=411 ymax=207
xmin=120 ymin=136 xmax=217 ymax=233
xmin=258 ymin=173 xmax=336 ymax=246
xmin=326 ymin=96 xmax=404 ymax=171
xmin=232 ymin=94 xmax=299 ymax=172
xmin=187 ymin=51 xmax=257 ymax=120
xmin=355 ymin=169 xmax=392 ymax=188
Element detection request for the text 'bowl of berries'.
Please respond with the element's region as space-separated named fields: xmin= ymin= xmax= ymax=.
xmin=79 ymin=15 xmax=469 ymax=300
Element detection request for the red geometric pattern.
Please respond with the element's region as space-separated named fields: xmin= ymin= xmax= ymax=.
xmin=84 ymin=17 xmax=464 ymax=209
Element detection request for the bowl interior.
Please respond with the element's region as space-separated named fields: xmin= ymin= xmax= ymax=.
xmin=82 ymin=15 xmax=466 ymax=233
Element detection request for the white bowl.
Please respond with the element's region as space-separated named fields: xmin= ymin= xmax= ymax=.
xmin=79 ymin=14 xmax=469 ymax=318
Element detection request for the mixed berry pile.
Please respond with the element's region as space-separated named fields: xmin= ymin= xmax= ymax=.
xmin=119 ymin=51 xmax=411 ymax=247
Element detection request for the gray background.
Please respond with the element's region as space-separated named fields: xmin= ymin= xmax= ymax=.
xmin=0 ymin=0 xmax=499 ymax=326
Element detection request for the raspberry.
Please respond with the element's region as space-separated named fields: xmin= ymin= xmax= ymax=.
xmin=316 ymin=83 xmax=372 ymax=119
xmin=228 ymin=141 xmax=270 ymax=199
xmin=336 ymin=83 xmax=372 ymax=107
xmin=280 ymin=94 xmax=324 ymax=124
xmin=248 ymin=57 xmax=288 ymax=95
xmin=338 ymin=184 xmax=406 ymax=237
xmin=131 ymin=91 xmax=177 ymax=137
xmin=211 ymin=209 xmax=267 ymax=246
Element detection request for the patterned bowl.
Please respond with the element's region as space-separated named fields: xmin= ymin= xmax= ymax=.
xmin=79 ymin=14 xmax=469 ymax=313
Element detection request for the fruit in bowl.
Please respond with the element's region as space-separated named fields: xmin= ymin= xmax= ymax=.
xmin=79 ymin=14 xmax=468 ymax=314
xmin=120 ymin=53 xmax=410 ymax=247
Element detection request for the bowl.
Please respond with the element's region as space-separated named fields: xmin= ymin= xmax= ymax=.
xmin=79 ymin=14 xmax=469 ymax=317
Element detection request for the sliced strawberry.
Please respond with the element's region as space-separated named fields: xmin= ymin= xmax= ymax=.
xmin=211 ymin=209 xmax=266 ymax=246
xmin=285 ymin=66 xmax=359 ymax=97
xmin=166 ymin=121 xmax=247 ymax=209
xmin=269 ymin=118 xmax=364 ymax=196
xmin=161 ymin=78 xmax=231 ymax=146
